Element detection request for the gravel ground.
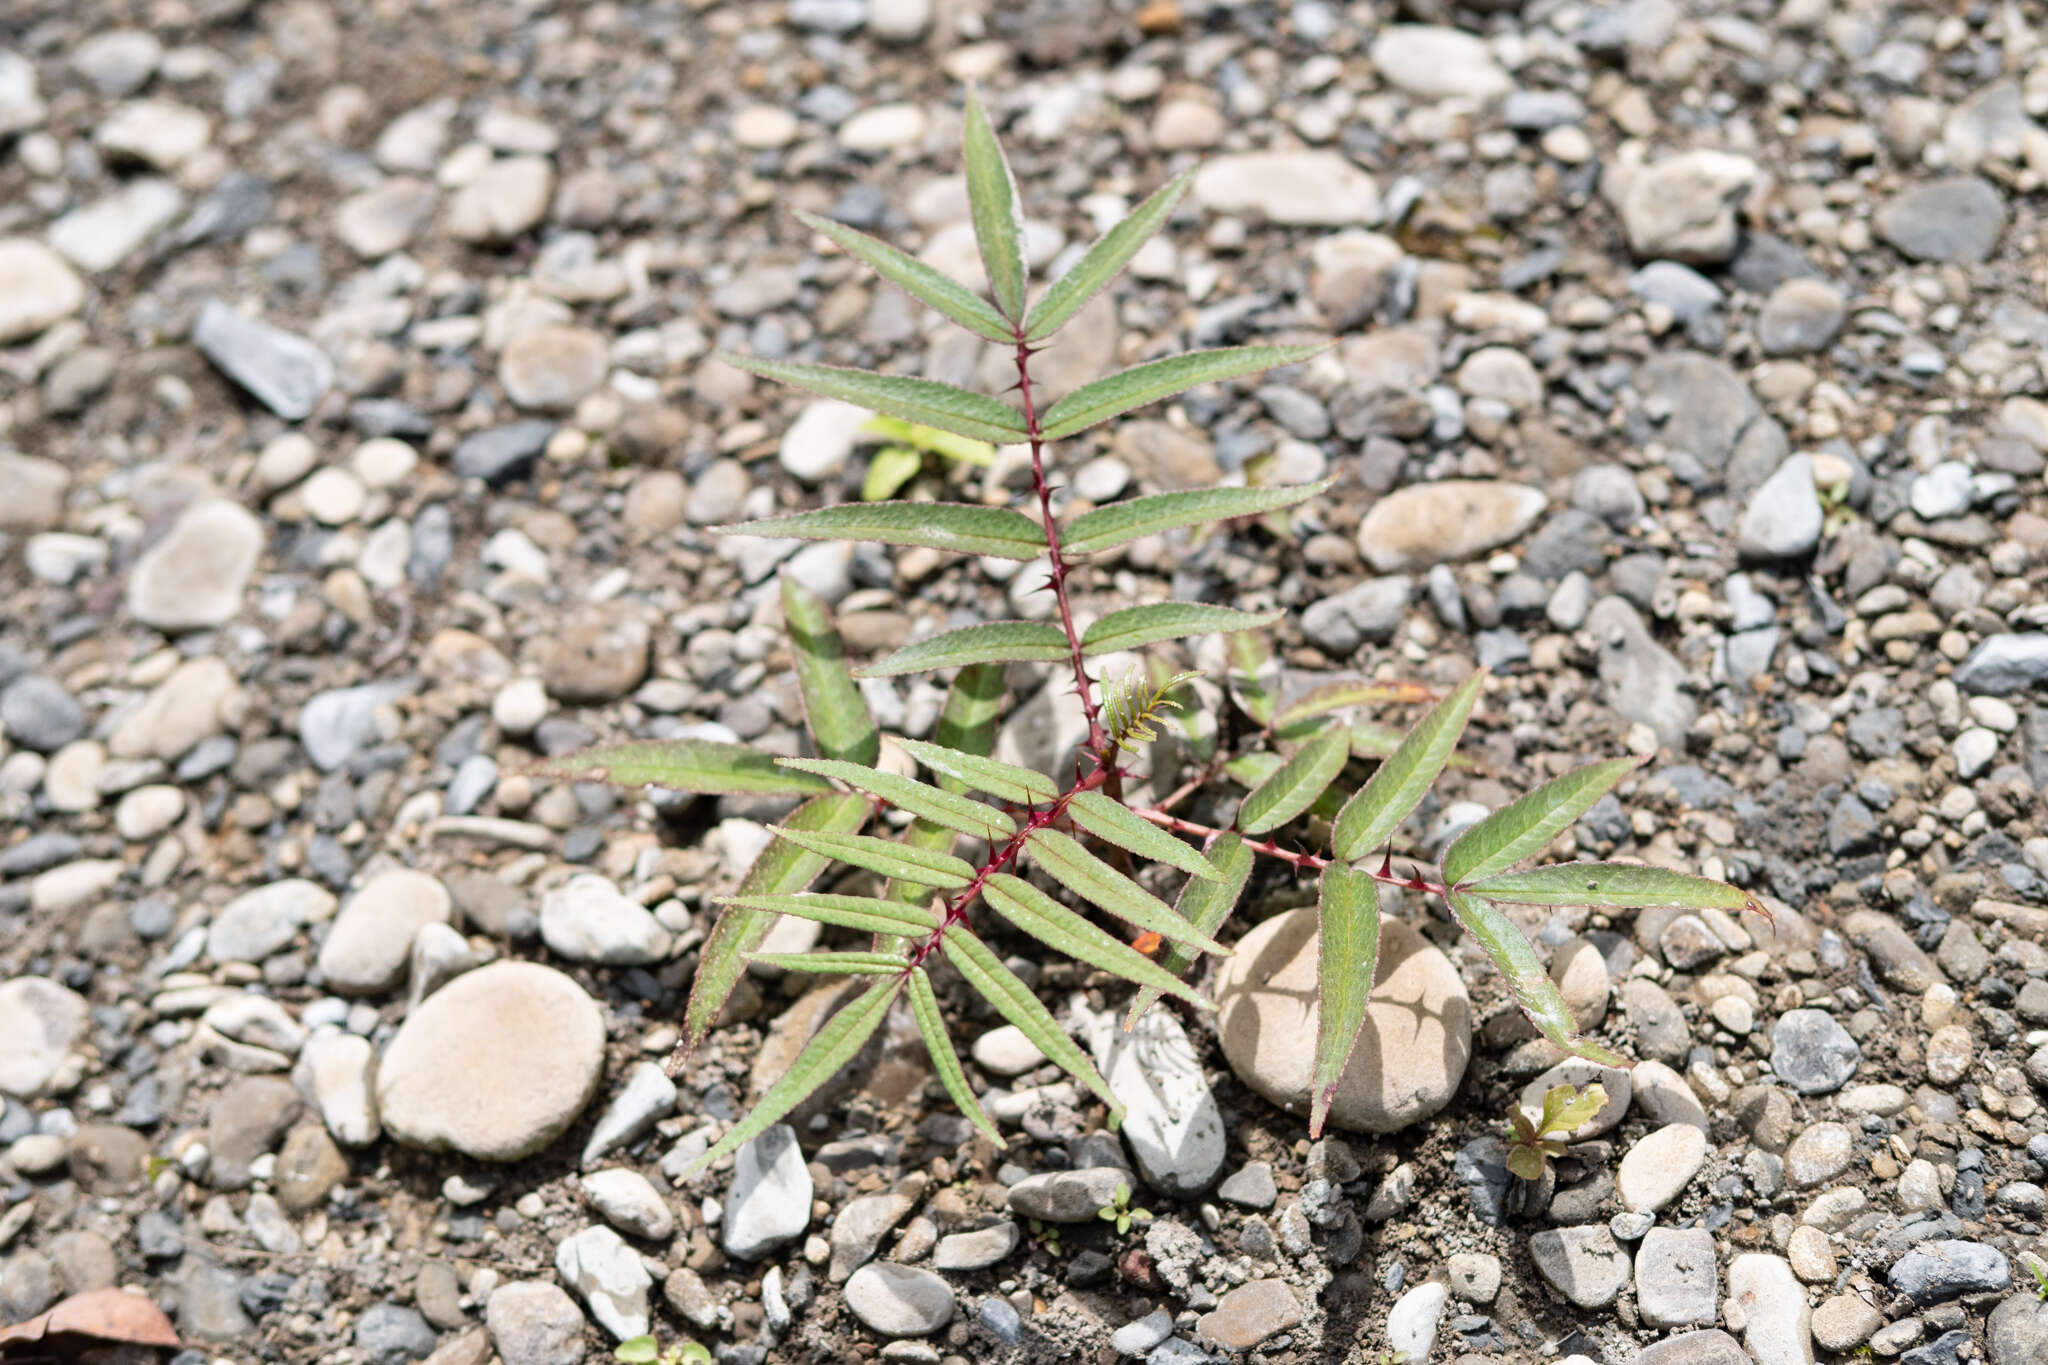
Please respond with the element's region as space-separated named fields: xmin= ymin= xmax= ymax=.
xmin=5 ymin=2 xmax=2048 ymax=1365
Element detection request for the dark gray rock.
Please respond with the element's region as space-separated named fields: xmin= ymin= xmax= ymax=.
xmin=1886 ymin=1240 xmax=2010 ymax=1303
xmin=1877 ymin=177 xmax=2008 ymax=263
xmin=1 ymin=674 xmax=85 ymax=752
xmin=354 ymin=1302 xmax=438 ymax=1364
xmin=454 ymin=421 xmax=556 ymax=485
xmin=1955 ymin=635 xmax=2048 ymax=695
xmin=191 ymin=299 xmax=332 ymax=420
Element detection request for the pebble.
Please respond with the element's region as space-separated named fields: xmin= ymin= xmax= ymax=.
xmin=318 ymin=870 xmax=454 ymax=995
xmin=1368 ymin=26 xmax=1510 ymax=101
xmin=446 ymin=157 xmax=553 ymax=242
xmin=501 ymin=325 xmax=608 ymax=411
xmin=209 ymin=879 xmax=338 ymax=963
xmin=1192 ymin=153 xmax=1379 ymax=226
xmin=1785 ymin=1122 xmax=1854 ymax=1187
xmin=539 ymin=874 xmax=673 ymax=965
xmin=1617 ymin=1123 xmax=1708 ymax=1212
xmin=1385 ymin=1281 xmax=1448 ymax=1362
xmin=1738 ymin=455 xmax=1822 ymax=560
xmin=127 ymin=498 xmax=265 ymax=631
xmin=1727 ymin=1253 xmax=1813 ymax=1365
xmin=580 ymin=1061 xmax=677 ymax=1165
xmin=1757 ymin=279 xmax=1845 ymax=355
xmin=580 ymin=1169 xmax=674 ymax=1241
xmin=1887 ymin=1241 xmax=2011 ymax=1304
xmin=376 ymin=962 xmax=605 ymax=1161
xmin=932 ymin=1223 xmax=1018 ymax=1272
xmin=1877 ymin=176 xmax=2007 ymax=263
xmin=1355 ymin=481 xmax=1546 ymax=573
xmin=1622 ymin=151 xmax=1757 ymax=262
xmin=487 ymin=1281 xmax=587 ymax=1365
xmin=48 ymin=178 xmax=183 ymax=271
xmin=843 ymin=1264 xmax=955 ymax=1338
xmin=1 ymin=675 xmax=84 ymax=753
xmin=192 ymin=298 xmax=334 ymax=420
xmin=0 ymin=238 xmax=85 ymax=343
xmin=1771 ymin=1010 xmax=1861 ymax=1094
xmin=724 ymin=1124 xmax=812 ymax=1259
xmin=1636 ymin=1227 xmax=1719 ymax=1327
xmin=1196 ymin=1278 xmax=1305 ymax=1351
xmin=294 ymin=1027 xmax=381 ymax=1146
xmin=1528 ymin=1226 xmax=1630 ymax=1308
xmin=1089 ymin=1005 xmax=1226 ymax=1196
xmin=0 ymin=978 xmax=88 ymax=1099
xmin=779 ymin=400 xmax=873 ymax=483
xmin=1006 ymin=1167 xmax=1130 ymax=1223
xmin=1213 ymin=911 xmax=1470 ymax=1133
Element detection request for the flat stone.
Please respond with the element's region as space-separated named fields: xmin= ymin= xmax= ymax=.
xmin=48 ymin=178 xmax=183 ymax=272
xmin=486 ymin=1282 xmax=586 ymax=1365
xmin=1877 ymin=176 xmax=2007 ymax=263
xmin=1301 ymin=576 xmax=1411 ymax=655
xmin=1812 ymin=1293 xmax=1882 ymax=1352
xmin=209 ymin=880 xmax=338 ymax=963
xmin=933 ymin=1222 xmax=1019 ymax=1272
xmin=1006 ymin=1167 xmax=1130 ymax=1223
xmin=1617 ymin=1123 xmax=1708 ymax=1212
xmin=1954 ymin=634 xmax=2048 ymax=695
xmin=192 ymin=298 xmax=334 ymax=420
xmin=580 ymin=1061 xmax=677 ymax=1165
xmin=830 ymin=1187 xmax=920 ymax=1282
xmin=724 ymin=1124 xmax=812 ymax=1259
xmin=1771 ymin=1009 xmax=1860 ymax=1094
xmin=336 ymin=177 xmax=437 ymax=259
xmin=554 ymin=1225 xmax=651 ymax=1340
xmin=1738 ymin=455 xmax=1822 ymax=560
xmin=1356 ymin=481 xmax=1546 ymax=573
xmin=1089 ymin=1006 xmax=1225 ymax=1197
xmin=317 ymin=870 xmax=454 ymax=995
xmin=844 ymin=1264 xmax=954 ymax=1338
xmin=1887 ymin=1240 xmax=2010 ymax=1303
xmin=500 ymin=325 xmax=608 ymax=411
xmin=128 ymin=498 xmax=264 ymax=631
xmin=376 ymin=962 xmax=605 ymax=1161
xmin=301 ymin=679 xmax=417 ymax=772
xmin=1785 ymin=1122 xmax=1854 ymax=1187
xmin=0 ymin=238 xmax=86 ymax=344
xmin=1530 ymin=1225 xmax=1630 ymax=1308
xmin=1728 ymin=1253 xmax=1814 ymax=1365
xmin=293 ymin=1027 xmax=380 ymax=1147
xmin=1636 ymin=1331 xmax=1750 ymax=1365
xmin=455 ymin=420 xmax=556 ymax=485
xmin=539 ymin=874 xmax=672 ymax=965
xmin=1636 ymin=1227 xmax=1719 ymax=1327
xmin=1215 ymin=910 xmax=1471 ymax=1133
xmin=1192 ymin=153 xmax=1379 ymax=226
xmin=1988 ymin=1292 xmax=2048 ymax=1365
xmin=542 ymin=609 xmax=651 ymax=704
xmin=97 ymin=98 xmax=211 ymax=170
xmin=1197 ymin=1278 xmax=1303 ymax=1351
xmin=1369 ymin=26 xmax=1510 ymax=100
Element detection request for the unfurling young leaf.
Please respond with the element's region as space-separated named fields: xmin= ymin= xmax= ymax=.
xmin=1080 ymin=602 xmax=1282 ymax=655
xmin=1036 ymin=344 xmax=1329 ymax=442
xmin=1309 ymin=865 xmax=1383 ymax=1139
xmin=961 ymin=90 xmax=1028 ymax=321
xmin=781 ymin=574 xmax=878 ymax=767
xmin=1100 ymin=669 xmax=1199 ymax=749
xmin=1127 ymin=832 xmax=1254 ymax=1029
xmin=1446 ymin=891 xmax=1628 ymax=1069
xmin=1238 ymin=726 xmax=1350 ymax=835
xmin=857 ymin=621 xmax=1069 ymax=677
xmin=1025 ymin=168 xmax=1192 ymax=342
xmin=860 ymin=445 xmax=924 ymax=503
xmin=1061 ymin=482 xmax=1332 ymax=557
xmin=1442 ymin=756 xmax=1644 ymax=888
xmin=683 ymin=792 xmax=869 ymax=1046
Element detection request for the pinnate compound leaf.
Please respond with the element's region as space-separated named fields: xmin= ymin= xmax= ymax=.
xmin=716 ymin=502 xmax=1046 ymax=561
xmin=881 ymin=665 xmax=1006 ymax=932
xmin=943 ymin=924 xmax=1122 ymax=1126
xmin=983 ymin=874 xmax=1209 ymax=1009
xmin=908 ymin=967 xmax=1004 ymax=1148
xmin=716 ymin=893 xmax=937 ymax=936
xmin=1462 ymin=863 xmax=1759 ymax=913
xmin=743 ymin=951 xmax=911 ymax=975
xmin=530 ymin=739 xmax=832 ymax=797
xmin=684 ymin=793 xmax=869 ymax=1045
xmin=1024 ymin=169 xmax=1192 ymax=343
xmin=1127 ymin=832 xmax=1254 ymax=1029
xmin=1037 ymin=344 xmax=1329 ymax=442
xmin=1310 ymin=865 xmax=1383 ymax=1138
xmin=782 ymin=574 xmax=878 ymax=766
xmin=857 ymin=622 xmax=1068 ymax=678
xmin=766 ymin=825 xmax=976 ymax=888
xmin=795 ymin=209 xmax=1014 ymax=343
xmin=1331 ymin=671 xmax=1486 ymax=861
xmin=778 ymin=758 xmax=1015 ymax=842
xmin=962 ymin=91 xmax=1028 ymax=320
xmin=686 ymin=976 xmax=902 ymax=1176
xmin=1066 ymin=790 xmax=1219 ymax=881
xmin=1445 ymin=891 xmax=1629 ymax=1068
xmin=1238 ymin=727 xmax=1350 ymax=835
xmin=1025 ymin=828 xmax=1225 ymax=954
xmin=896 ymin=737 xmax=1058 ymax=806
xmin=1443 ymin=757 xmax=1643 ymax=887
xmin=1062 ymin=482 xmax=1332 ymax=557
xmin=1080 ymin=603 xmax=1282 ymax=655
xmin=719 ymin=354 xmax=1027 ymax=443
xmin=1273 ymin=678 xmax=1435 ymax=730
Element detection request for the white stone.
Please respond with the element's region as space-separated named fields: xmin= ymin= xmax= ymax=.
xmin=293 ymin=1026 xmax=381 ymax=1146
xmin=0 ymin=238 xmax=86 ymax=344
xmin=723 ymin=1124 xmax=812 ymax=1260
xmin=540 ymin=874 xmax=674 ymax=965
xmin=779 ymin=400 xmax=872 ymax=483
xmin=1728 ymin=1253 xmax=1815 ymax=1365
xmin=1090 ymin=1006 xmax=1226 ymax=1197
xmin=1370 ymin=26 xmax=1511 ymax=101
xmin=1386 ymin=1282 xmax=1449 ymax=1362
xmin=553 ymin=1224 xmax=652 ymax=1341
xmin=1617 ymin=1123 xmax=1708 ymax=1213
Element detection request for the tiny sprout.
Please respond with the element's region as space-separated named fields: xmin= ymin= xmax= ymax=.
xmin=1098 ymin=1182 xmax=1153 ymax=1235
xmin=615 ymin=1336 xmax=711 ymax=1365
xmin=2029 ymin=1259 xmax=2048 ymax=1301
xmin=1504 ymin=1082 xmax=1608 ymax=1181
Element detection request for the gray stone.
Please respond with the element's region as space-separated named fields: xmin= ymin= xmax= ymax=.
xmin=1771 ymin=1009 xmax=1860 ymax=1095
xmin=1217 ymin=1163 xmax=1278 ymax=1210
xmin=209 ymin=880 xmax=337 ymax=963
xmin=1 ymin=675 xmax=84 ymax=753
xmin=487 ymin=1281 xmax=587 ymax=1365
xmin=48 ymin=179 xmax=183 ymax=272
xmin=1738 ymin=455 xmax=1822 ymax=560
xmin=355 ymin=1303 xmax=438 ymax=1365
xmin=1955 ymin=635 xmax=2048 ymax=695
xmin=1988 ymin=1292 xmax=2048 ymax=1365
xmin=1639 ymin=352 xmax=1758 ymax=472
xmin=933 ymin=1223 xmax=1020 ymax=1271
xmin=192 ymin=299 xmax=333 ymax=420
xmin=1584 ymin=596 xmax=1696 ymax=748
xmin=1528 ymin=1226 xmax=1631 ymax=1308
xmin=1007 ymin=1167 xmax=1130 ymax=1223
xmin=844 ymin=1264 xmax=955 ymax=1338
xmin=830 ymin=1187 xmax=919 ymax=1282
xmin=301 ymin=678 xmax=417 ymax=772
xmin=1757 ymin=279 xmax=1846 ymax=355
xmin=724 ymin=1124 xmax=812 ymax=1259
xmin=581 ymin=1061 xmax=677 ymax=1165
xmin=1887 ymin=1240 xmax=2010 ymax=1303
xmin=1090 ymin=1006 xmax=1225 ymax=1197
xmin=1635 ymin=1227 xmax=1719 ymax=1327
xmin=1636 ymin=1330 xmax=1751 ymax=1365
xmin=1301 ymin=577 xmax=1410 ymax=655
xmin=128 ymin=498 xmax=264 ymax=631
xmin=540 ymin=875 xmax=672 ymax=965
xmin=1877 ymin=177 xmax=2007 ymax=263
xmin=455 ymin=420 xmax=556 ymax=485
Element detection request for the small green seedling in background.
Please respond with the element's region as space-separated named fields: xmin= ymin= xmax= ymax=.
xmin=1504 ymin=1082 xmax=1608 ymax=1180
xmin=614 ymin=1336 xmax=712 ymax=1365
xmin=1098 ymin=1182 xmax=1152 ymax=1235
xmin=2028 ymin=1257 xmax=2048 ymax=1301
xmin=859 ymin=415 xmax=994 ymax=501
xmin=1026 ymin=1217 xmax=1062 ymax=1255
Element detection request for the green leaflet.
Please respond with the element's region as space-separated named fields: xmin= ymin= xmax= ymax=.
xmin=1065 ymin=790 xmax=1219 ymax=881
xmin=530 ymin=739 xmax=833 ymax=797
xmin=766 ymin=825 xmax=976 ymax=888
xmin=883 ymin=666 xmax=1006 ymax=938
xmin=743 ymin=951 xmax=912 ymax=975
xmin=896 ymin=737 xmax=1058 ymax=806
xmin=720 ymin=354 xmax=1028 ymax=444
xmin=1061 ymin=482 xmax=1333 ymax=557
xmin=716 ymin=502 xmax=1047 ymax=561
xmin=862 ymin=416 xmax=996 ymax=467
xmin=1227 ymin=630 xmax=1280 ymax=727
xmin=962 ymin=91 xmax=1028 ymax=320
xmin=1443 ymin=756 xmax=1644 ymax=887
xmin=1037 ymin=344 xmax=1330 ymax=442
xmin=782 ymin=574 xmax=878 ymax=767
xmin=1223 ymin=750 xmax=1282 ymax=788
xmin=942 ymin=925 xmax=1122 ymax=1125
xmin=1463 ymin=863 xmax=1760 ymax=913
xmin=684 ymin=976 xmax=903 ymax=1176
xmin=1080 ymin=603 xmax=1282 ymax=655
xmin=1127 ymin=831 xmax=1254 ymax=1029
xmin=1331 ymin=671 xmax=1486 ymax=861
xmin=1310 ymin=866 xmax=1383 ymax=1138
xmin=907 ymin=967 xmax=1004 ymax=1147
xmin=779 ymin=757 xmax=1016 ymax=843
xmin=716 ymin=893 xmax=938 ymax=936
xmin=861 ymin=445 xmax=924 ymax=502
xmin=857 ymin=622 xmax=1069 ymax=677
xmin=1272 ymin=678 xmax=1434 ymax=730
xmin=683 ymin=792 xmax=870 ymax=1045
xmin=795 ymin=209 xmax=1014 ymax=343
xmin=1446 ymin=891 xmax=1628 ymax=1068
xmin=1024 ymin=169 xmax=1191 ymax=343
xmin=1024 ymin=828 xmax=1226 ymax=954
xmin=1238 ymin=727 xmax=1350 ymax=835
xmin=982 ymin=874 xmax=1209 ymax=1009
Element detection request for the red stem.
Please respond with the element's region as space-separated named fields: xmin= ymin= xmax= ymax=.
xmin=1132 ymin=807 xmax=1452 ymax=897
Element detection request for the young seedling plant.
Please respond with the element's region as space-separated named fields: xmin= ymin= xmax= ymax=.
xmin=1504 ymin=1082 xmax=1609 ymax=1180
xmin=539 ymin=90 xmax=1763 ymax=1173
